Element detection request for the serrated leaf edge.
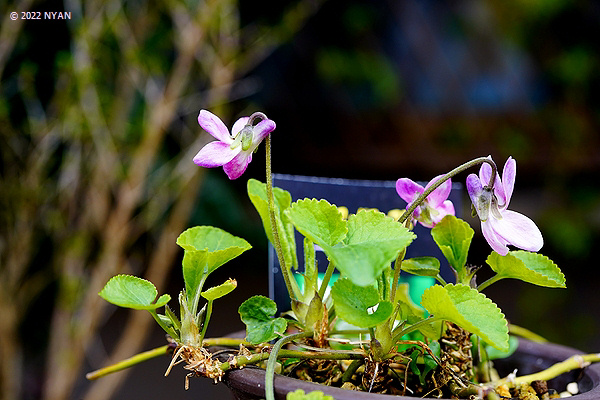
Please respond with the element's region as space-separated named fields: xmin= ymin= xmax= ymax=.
xmin=99 ymin=274 xmax=169 ymax=310
xmin=424 ymin=284 xmax=509 ymax=351
xmin=509 ymin=250 xmax=566 ymax=287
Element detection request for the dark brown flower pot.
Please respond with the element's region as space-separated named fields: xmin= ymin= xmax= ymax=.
xmin=222 ymin=338 xmax=600 ymax=399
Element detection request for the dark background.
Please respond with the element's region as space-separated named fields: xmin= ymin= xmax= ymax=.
xmin=1 ymin=0 xmax=599 ymax=399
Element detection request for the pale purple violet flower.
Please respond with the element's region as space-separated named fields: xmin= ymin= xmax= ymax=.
xmin=396 ymin=175 xmax=455 ymax=228
xmin=193 ymin=110 xmax=276 ymax=180
xmin=466 ymin=156 xmax=543 ymax=256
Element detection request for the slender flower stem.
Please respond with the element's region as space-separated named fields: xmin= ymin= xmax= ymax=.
xmin=86 ymin=345 xmax=170 ymax=380
xmin=265 ymin=331 xmax=313 ymax=400
xmin=477 ymin=274 xmax=503 ymax=292
xmin=265 ymin=135 xmax=299 ymax=301
xmin=248 ymin=111 xmax=267 ymax=125
xmin=390 ymin=248 xmax=406 ymax=303
xmin=399 ymin=157 xmax=497 ymax=224
xmin=318 ymin=260 xmax=335 ymax=299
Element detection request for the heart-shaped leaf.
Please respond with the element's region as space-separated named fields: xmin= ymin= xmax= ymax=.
xmin=401 ymin=257 xmax=441 ymax=277
xmin=431 ymin=215 xmax=474 ymax=274
xmin=238 ymin=295 xmax=287 ymax=344
xmin=326 ymin=210 xmax=415 ymax=287
xmin=201 ymin=278 xmax=237 ymax=301
xmin=331 ymin=278 xmax=393 ymax=328
xmin=287 ymin=198 xmax=347 ymax=248
xmin=247 ymin=179 xmax=297 ymax=269
xmin=99 ymin=275 xmax=170 ymax=310
xmin=326 ymin=243 xmax=400 ymax=287
xmin=181 ymin=250 xmax=209 ymax=308
xmin=344 ymin=209 xmax=411 ymax=245
xmin=421 ymin=284 xmax=509 ymax=351
xmin=486 ymin=251 xmax=566 ymax=288
xmin=177 ymin=226 xmax=251 ymax=273
xmin=177 ymin=226 xmax=251 ymax=306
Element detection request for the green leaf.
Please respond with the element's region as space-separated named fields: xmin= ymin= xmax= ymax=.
xmin=486 ymin=251 xmax=566 ymax=288
xmin=99 ymin=275 xmax=171 ymax=310
xmin=421 ymin=284 xmax=509 ymax=351
xmin=177 ymin=226 xmax=251 ymax=305
xmin=181 ymin=250 xmax=209 ymax=308
xmin=327 ymin=210 xmax=415 ymax=287
xmin=303 ymin=292 xmax=324 ymax=331
xmin=331 ymin=278 xmax=393 ymax=328
xmin=325 ymin=244 xmax=393 ymax=287
xmin=247 ymin=179 xmax=297 ymax=269
xmin=431 ymin=215 xmax=474 ymax=274
xmin=177 ymin=226 xmax=252 ymax=274
xmin=344 ymin=209 xmax=415 ymax=247
xmin=238 ymin=296 xmax=288 ymax=344
xmin=201 ymin=278 xmax=237 ymax=301
xmin=286 ymin=389 xmax=334 ymax=400
xmin=401 ymin=257 xmax=441 ymax=277
xmin=287 ymin=198 xmax=347 ymax=248
xmin=409 ymin=347 xmax=438 ymax=386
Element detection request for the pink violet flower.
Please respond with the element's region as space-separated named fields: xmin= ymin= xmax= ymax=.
xmin=466 ymin=156 xmax=543 ymax=256
xmin=193 ymin=110 xmax=276 ymax=180
xmin=396 ymin=175 xmax=455 ymax=228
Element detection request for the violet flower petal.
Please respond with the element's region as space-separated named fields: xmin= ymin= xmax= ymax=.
xmin=432 ymin=200 xmax=455 ymax=225
xmin=251 ymin=119 xmax=277 ymax=146
xmin=193 ymin=141 xmax=239 ymax=167
xmin=481 ymin=220 xmax=511 ymax=256
xmin=231 ymin=117 xmax=250 ymax=137
xmin=466 ymin=174 xmax=483 ymax=211
xmin=488 ymin=209 xmax=544 ymax=253
xmin=500 ymin=157 xmax=516 ymax=209
xmin=396 ymin=178 xmax=423 ymax=204
xmin=198 ymin=110 xmax=233 ymax=143
xmin=424 ymin=174 xmax=452 ymax=208
xmin=223 ymin=151 xmax=253 ymax=180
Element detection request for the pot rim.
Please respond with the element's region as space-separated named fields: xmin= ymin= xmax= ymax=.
xmin=222 ymin=338 xmax=600 ymax=400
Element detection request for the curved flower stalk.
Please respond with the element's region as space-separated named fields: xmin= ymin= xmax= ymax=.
xmin=466 ymin=156 xmax=543 ymax=256
xmin=396 ymin=175 xmax=455 ymax=228
xmin=193 ymin=110 xmax=276 ymax=179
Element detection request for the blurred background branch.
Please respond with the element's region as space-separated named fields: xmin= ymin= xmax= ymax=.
xmin=0 ymin=1 xmax=323 ymax=399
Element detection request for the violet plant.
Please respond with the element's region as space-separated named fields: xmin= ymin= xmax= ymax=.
xmin=89 ymin=110 xmax=598 ymax=399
